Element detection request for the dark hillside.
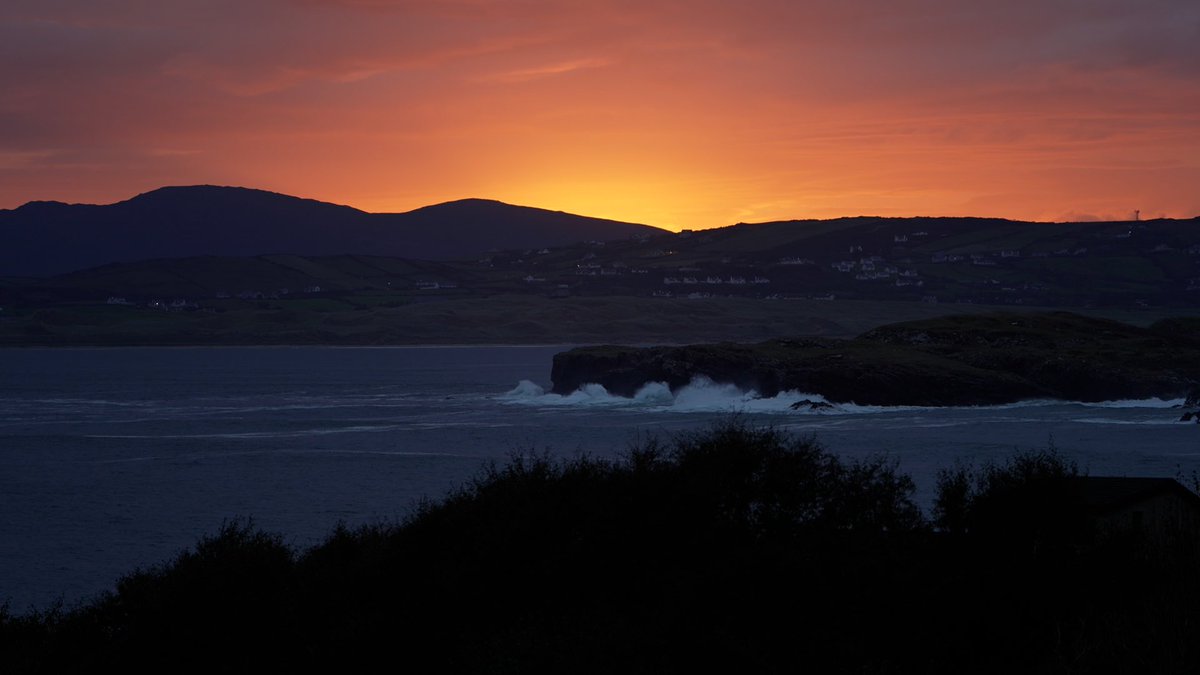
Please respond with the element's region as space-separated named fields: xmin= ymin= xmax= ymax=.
xmin=5 ymin=187 xmax=1199 ymax=308
xmin=0 ymin=187 xmax=660 ymax=276
xmin=34 ymin=254 xmax=470 ymax=300
xmin=370 ymin=198 xmax=657 ymax=260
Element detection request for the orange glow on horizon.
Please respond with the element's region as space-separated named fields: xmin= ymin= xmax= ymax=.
xmin=1 ymin=1 xmax=1197 ymax=230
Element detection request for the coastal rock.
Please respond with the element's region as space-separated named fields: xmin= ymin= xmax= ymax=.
xmin=551 ymin=340 xmax=1045 ymax=406
xmin=551 ymin=313 xmax=1200 ymax=407
xmin=790 ymin=400 xmax=835 ymax=411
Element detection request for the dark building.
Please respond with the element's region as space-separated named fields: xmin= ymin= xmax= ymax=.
xmin=1075 ymin=477 xmax=1200 ymax=549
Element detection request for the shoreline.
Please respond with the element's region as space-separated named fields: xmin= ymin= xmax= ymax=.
xmin=0 ymin=340 xmax=697 ymax=350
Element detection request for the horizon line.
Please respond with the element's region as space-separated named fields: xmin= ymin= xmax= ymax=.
xmin=3 ymin=183 xmax=1194 ymax=230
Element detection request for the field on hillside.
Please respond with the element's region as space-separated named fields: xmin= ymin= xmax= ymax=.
xmin=1 ymin=295 xmax=1194 ymax=347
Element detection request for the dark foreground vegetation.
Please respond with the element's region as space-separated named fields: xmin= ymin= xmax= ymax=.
xmin=3 ymin=423 xmax=1198 ymax=673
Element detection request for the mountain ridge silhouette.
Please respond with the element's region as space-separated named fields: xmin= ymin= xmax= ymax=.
xmin=0 ymin=185 xmax=662 ymax=276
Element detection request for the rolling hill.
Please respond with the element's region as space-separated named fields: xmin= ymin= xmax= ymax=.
xmin=479 ymin=213 xmax=1200 ymax=307
xmin=4 ymin=196 xmax=1200 ymax=346
xmin=0 ymin=186 xmax=662 ymax=276
xmin=7 ymin=212 xmax=1200 ymax=309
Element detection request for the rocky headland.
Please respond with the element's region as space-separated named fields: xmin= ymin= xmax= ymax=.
xmin=550 ymin=313 xmax=1200 ymax=407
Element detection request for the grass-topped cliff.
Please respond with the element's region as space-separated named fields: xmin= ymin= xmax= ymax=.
xmin=3 ymin=423 xmax=1198 ymax=673
xmin=551 ymin=312 xmax=1200 ymax=405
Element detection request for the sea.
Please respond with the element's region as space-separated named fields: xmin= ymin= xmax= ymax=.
xmin=2 ymin=345 xmax=1197 ymax=612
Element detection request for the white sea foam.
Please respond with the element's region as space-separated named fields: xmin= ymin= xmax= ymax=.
xmin=631 ymin=381 xmax=675 ymax=405
xmin=501 ymin=377 xmax=1191 ymax=415
xmin=503 ymin=380 xmax=630 ymax=406
xmin=1071 ymin=418 xmax=1186 ymax=426
xmin=937 ymin=397 xmax=1187 ymax=411
xmin=504 ymin=380 xmax=546 ymax=398
xmin=503 ymin=376 xmax=855 ymax=414
xmin=1078 ymin=398 xmax=1185 ymax=409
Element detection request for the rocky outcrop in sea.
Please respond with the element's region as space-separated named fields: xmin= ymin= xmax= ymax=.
xmin=551 ymin=313 xmax=1200 ymax=407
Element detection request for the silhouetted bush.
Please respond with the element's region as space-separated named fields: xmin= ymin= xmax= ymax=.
xmin=3 ymin=422 xmax=1198 ymax=674
xmin=933 ymin=444 xmax=1082 ymax=541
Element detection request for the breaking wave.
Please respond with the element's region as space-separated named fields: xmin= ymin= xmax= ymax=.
xmin=503 ymin=376 xmax=905 ymax=414
xmin=502 ymin=378 xmax=1188 ymax=415
xmin=1078 ymin=398 xmax=1185 ymax=409
xmin=1071 ymin=418 xmax=1184 ymax=426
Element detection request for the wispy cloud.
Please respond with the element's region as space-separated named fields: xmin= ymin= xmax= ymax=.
xmin=0 ymin=150 xmax=57 ymax=170
xmin=481 ymin=57 xmax=614 ymax=83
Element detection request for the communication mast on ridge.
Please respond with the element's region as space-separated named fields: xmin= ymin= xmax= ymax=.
xmin=1134 ymin=209 xmax=1141 ymax=221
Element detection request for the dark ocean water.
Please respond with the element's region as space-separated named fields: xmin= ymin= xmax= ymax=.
xmin=2 ymin=346 xmax=1197 ymax=611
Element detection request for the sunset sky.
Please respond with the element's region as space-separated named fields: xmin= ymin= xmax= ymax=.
xmin=2 ymin=0 xmax=1197 ymax=230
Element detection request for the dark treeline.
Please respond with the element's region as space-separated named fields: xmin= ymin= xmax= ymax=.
xmin=3 ymin=422 xmax=1198 ymax=673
